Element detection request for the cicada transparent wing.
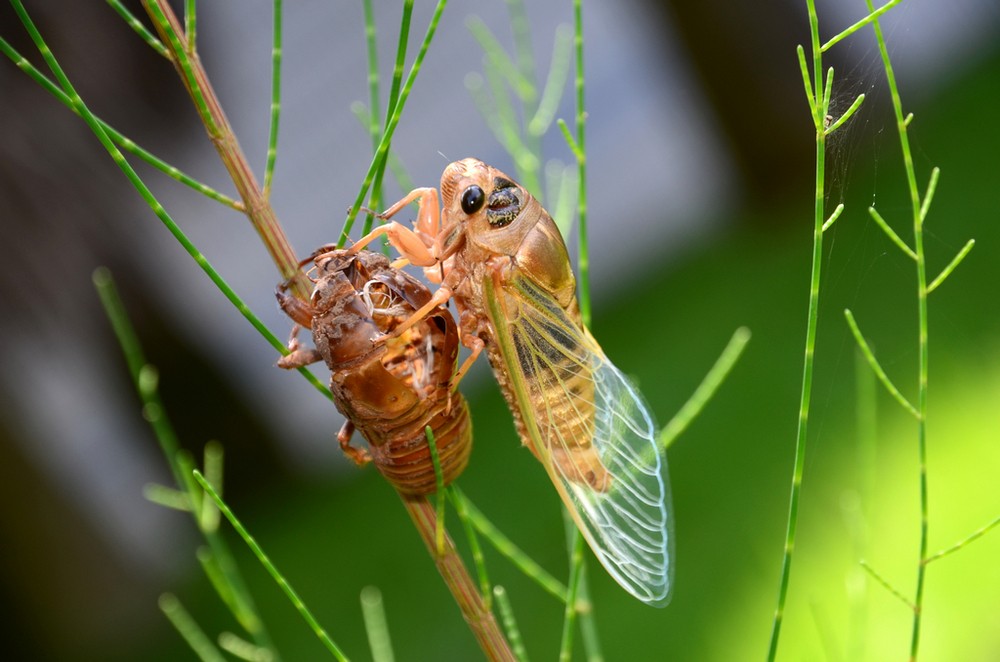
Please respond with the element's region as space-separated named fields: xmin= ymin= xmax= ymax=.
xmin=484 ymin=274 xmax=674 ymax=606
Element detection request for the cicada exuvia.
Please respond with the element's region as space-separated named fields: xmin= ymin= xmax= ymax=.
xmin=350 ymin=158 xmax=674 ymax=605
xmin=277 ymin=248 xmax=472 ymax=496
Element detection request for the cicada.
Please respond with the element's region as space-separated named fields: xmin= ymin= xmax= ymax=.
xmin=276 ymin=248 xmax=472 ymax=496
xmin=350 ymin=158 xmax=674 ymax=605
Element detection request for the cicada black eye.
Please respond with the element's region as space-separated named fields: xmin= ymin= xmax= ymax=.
xmin=461 ymin=185 xmax=485 ymax=215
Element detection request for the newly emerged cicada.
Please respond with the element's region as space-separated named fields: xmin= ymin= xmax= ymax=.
xmin=277 ymin=249 xmax=472 ymax=495
xmin=350 ymin=158 xmax=674 ymax=605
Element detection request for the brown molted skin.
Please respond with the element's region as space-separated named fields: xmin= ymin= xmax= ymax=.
xmin=279 ymin=250 xmax=471 ymax=495
xmin=434 ymin=159 xmax=606 ymax=490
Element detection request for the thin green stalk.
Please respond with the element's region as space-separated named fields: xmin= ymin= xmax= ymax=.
xmin=106 ymin=0 xmax=169 ymax=57
xmin=821 ymin=0 xmax=902 ymax=52
xmin=481 ymin=52 xmax=538 ymax=189
xmin=927 ymin=238 xmax=975 ymax=294
xmin=0 ymin=37 xmax=242 ymax=210
xmin=866 ymin=5 xmax=929 ymax=658
xmin=767 ymin=1 xmax=827 ymax=657
xmin=571 ymin=0 xmax=589 ymax=327
xmin=449 ymin=487 xmax=494 ymax=607
xmin=194 ymin=471 xmax=347 ymax=660
xmin=218 ymin=633 xmax=274 ymax=662
xmin=93 ymin=269 xmax=278 ymax=655
xmin=504 ymin=0 xmax=538 ymax=106
xmin=658 ymin=327 xmax=752 ymax=452
xmin=363 ymin=0 xmax=414 ymax=241
xmin=361 ymin=0 xmax=382 ymax=226
xmin=859 ymin=560 xmax=915 ymax=611
xmin=348 ymin=103 xmax=414 ymax=196
xmin=201 ymin=441 xmax=224 ymax=532
xmin=528 ymin=25 xmax=573 ymax=137
xmin=493 ymin=586 xmax=529 ymax=662
xmin=263 ymin=0 xmax=283 ymax=196
xmin=185 ymin=0 xmax=196 ymax=46
xmin=466 ymin=16 xmax=533 ymax=104
xmin=159 ymin=594 xmax=227 ymax=662
xmin=425 ymin=426 xmax=447 ymax=555
xmin=869 ymin=207 xmax=917 ymax=259
xmin=452 ymin=489 xmax=568 ymax=603
xmin=844 ymin=309 xmax=919 ymax=417
xmin=503 ymin=0 xmax=541 ymax=164
xmin=574 ymin=570 xmax=602 ymax=662
xmin=924 ymin=515 xmax=1000 ymax=564
xmin=558 ymin=533 xmax=586 ymax=662
xmin=384 ymin=2 xmax=413 ymax=124
xmin=339 ymin=0 xmax=448 ymax=247
xmin=361 ymin=586 xmax=396 ymax=662
xmin=94 ymin=271 xmax=190 ymax=496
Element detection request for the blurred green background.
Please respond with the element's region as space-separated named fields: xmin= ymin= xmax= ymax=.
xmin=1 ymin=1 xmax=998 ymax=660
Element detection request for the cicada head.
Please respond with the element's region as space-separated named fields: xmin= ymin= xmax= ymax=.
xmin=439 ymin=158 xmax=544 ymax=258
xmin=441 ymin=159 xmax=576 ymax=304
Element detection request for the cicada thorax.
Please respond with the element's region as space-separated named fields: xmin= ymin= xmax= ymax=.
xmin=286 ymin=250 xmax=472 ymax=496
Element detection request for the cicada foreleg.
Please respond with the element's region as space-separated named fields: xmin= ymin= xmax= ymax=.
xmin=349 ymin=187 xmax=442 ymax=269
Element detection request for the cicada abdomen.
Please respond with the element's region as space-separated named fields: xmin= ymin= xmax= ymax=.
xmin=277 ymin=249 xmax=472 ymax=495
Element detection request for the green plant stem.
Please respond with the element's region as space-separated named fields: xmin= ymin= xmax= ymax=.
xmin=768 ymin=1 xmax=826 ymax=657
xmin=844 ymin=309 xmax=919 ymax=417
xmin=195 ymin=472 xmax=347 ymax=660
xmin=860 ymin=560 xmax=915 ymax=611
xmin=659 ymin=326 xmax=752 ymax=452
xmin=339 ymin=0 xmax=447 ymax=247
xmin=866 ymin=4 xmax=930 ymax=658
xmin=142 ymin=0 xmax=310 ymax=300
xmin=493 ymin=586 xmax=528 ymax=662
xmin=558 ymin=533 xmax=586 ymax=662
xmin=361 ymin=586 xmax=396 ymax=662
xmin=924 ymin=515 xmax=1000 ymax=564
xmin=363 ymin=0 xmax=414 ymax=241
xmin=361 ymin=0 xmax=383 ymax=230
xmin=107 ymin=0 xmax=169 ymax=57
xmin=450 ymin=487 xmax=494 ymax=607
xmin=263 ymin=0 xmax=283 ymax=196
xmin=400 ymin=496 xmax=516 ymax=662
xmin=159 ymin=594 xmax=226 ymax=662
xmin=452 ymin=489 xmax=568 ymax=602
xmin=571 ymin=0 xmax=590 ymax=327
xmin=185 ymin=0 xmax=196 ymax=46
xmin=821 ymin=0 xmax=902 ymax=51
xmin=425 ymin=426 xmax=447 ymax=555
xmin=92 ymin=269 xmax=277 ymax=655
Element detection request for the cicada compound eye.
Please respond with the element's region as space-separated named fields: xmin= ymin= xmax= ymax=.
xmin=461 ymin=185 xmax=485 ymax=215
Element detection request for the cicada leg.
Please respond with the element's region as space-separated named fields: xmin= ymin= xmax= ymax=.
xmin=451 ymin=334 xmax=485 ymax=391
xmin=275 ymin=323 xmax=323 ymax=370
xmin=337 ymin=420 xmax=371 ymax=466
xmin=348 ymin=187 xmax=441 ymax=268
xmin=275 ymin=286 xmax=315 ymax=329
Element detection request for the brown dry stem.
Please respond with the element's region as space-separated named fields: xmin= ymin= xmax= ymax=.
xmin=143 ymin=0 xmax=311 ymax=300
xmin=402 ymin=496 xmax=515 ymax=661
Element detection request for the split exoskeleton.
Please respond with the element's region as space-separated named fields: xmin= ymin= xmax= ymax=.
xmin=349 ymin=158 xmax=675 ymax=606
xmin=277 ymin=249 xmax=471 ymax=496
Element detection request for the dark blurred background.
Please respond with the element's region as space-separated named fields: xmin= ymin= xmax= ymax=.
xmin=1 ymin=0 xmax=999 ymax=659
